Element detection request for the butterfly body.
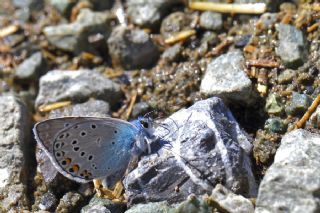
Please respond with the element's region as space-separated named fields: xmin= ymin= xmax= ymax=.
xmin=33 ymin=117 xmax=154 ymax=183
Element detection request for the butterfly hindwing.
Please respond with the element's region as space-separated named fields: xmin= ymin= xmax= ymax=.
xmin=33 ymin=117 xmax=139 ymax=183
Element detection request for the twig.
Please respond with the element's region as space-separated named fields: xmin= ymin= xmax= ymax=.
xmin=164 ymin=30 xmax=196 ymax=45
xmin=301 ymin=3 xmax=320 ymax=12
xmin=38 ymin=101 xmax=71 ymax=112
xmin=189 ymin=2 xmax=266 ymax=14
xmin=206 ymin=38 xmax=233 ymax=57
xmin=104 ymin=68 xmax=124 ymax=79
xmin=126 ymin=92 xmax=137 ymax=119
xmin=243 ymin=45 xmax=256 ymax=53
xmin=294 ymin=94 xmax=320 ymax=129
xmin=307 ymin=22 xmax=320 ymax=33
xmin=112 ymin=181 xmax=124 ymax=199
xmin=246 ymin=59 xmax=280 ymax=68
xmin=0 ymin=25 xmax=19 ymax=38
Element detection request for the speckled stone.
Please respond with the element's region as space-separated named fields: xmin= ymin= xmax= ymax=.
xmin=35 ymin=69 xmax=121 ymax=108
xmin=0 ymin=94 xmax=30 ymax=212
xmin=256 ymin=130 xmax=320 ymax=213
xmin=200 ymin=50 xmax=254 ymax=105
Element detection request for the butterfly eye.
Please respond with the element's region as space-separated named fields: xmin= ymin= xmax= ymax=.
xmin=141 ymin=121 xmax=149 ymax=128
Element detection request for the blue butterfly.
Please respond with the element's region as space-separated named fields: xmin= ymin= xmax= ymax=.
xmin=33 ymin=117 xmax=155 ymax=183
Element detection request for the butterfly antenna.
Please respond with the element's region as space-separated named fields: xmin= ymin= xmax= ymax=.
xmin=167 ymin=117 xmax=179 ymax=131
xmin=143 ymin=110 xmax=157 ymax=119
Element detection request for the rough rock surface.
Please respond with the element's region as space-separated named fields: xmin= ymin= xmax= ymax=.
xmin=15 ymin=51 xmax=47 ymax=81
xmin=256 ymin=129 xmax=320 ymax=213
xmin=81 ymin=196 xmax=126 ymax=213
xmin=49 ymin=0 xmax=77 ymax=17
xmin=199 ymin=11 xmax=223 ymax=31
xmin=35 ymin=70 xmax=121 ymax=108
xmin=124 ymin=97 xmax=257 ymax=204
xmin=0 ymin=94 xmax=30 ymax=212
xmin=200 ymin=51 xmax=254 ymax=104
xmin=275 ymin=23 xmax=308 ymax=69
xmin=43 ymin=8 xmax=114 ymax=54
xmin=49 ymin=99 xmax=110 ymax=118
xmin=210 ymin=184 xmax=254 ymax=213
xmin=107 ymin=26 xmax=159 ymax=70
xmin=127 ymin=0 xmax=181 ymax=29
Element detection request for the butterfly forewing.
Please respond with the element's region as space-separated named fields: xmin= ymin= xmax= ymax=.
xmin=33 ymin=117 xmax=139 ymax=183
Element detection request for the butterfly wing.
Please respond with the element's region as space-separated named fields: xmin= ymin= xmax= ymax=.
xmin=33 ymin=117 xmax=139 ymax=183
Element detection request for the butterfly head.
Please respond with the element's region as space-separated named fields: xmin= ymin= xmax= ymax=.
xmin=137 ymin=116 xmax=154 ymax=139
xmin=131 ymin=116 xmax=155 ymax=154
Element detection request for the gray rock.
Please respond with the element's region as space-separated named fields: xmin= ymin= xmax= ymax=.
xmin=277 ymin=69 xmax=296 ymax=84
xmin=15 ymin=52 xmax=47 ymax=81
xmin=127 ymin=185 xmax=252 ymax=213
xmin=210 ymin=184 xmax=254 ymax=213
xmin=0 ymin=94 xmax=30 ymax=211
xmin=39 ymin=191 xmax=58 ymax=211
xmin=14 ymin=8 xmax=31 ymax=22
xmin=13 ymin=0 xmax=44 ymax=10
xmin=49 ymin=0 xmax=78 ymax=17
xmin=161 ymin=43 xmax=182 ymax=62
xmin=276 ymin=23 xmax=308 ymax=69
xmin=172 ymin=195 xmax=213 ymax=213
xmin=43 ymin=8 xmax=114 ymax=54
xmin=160 ymin=11 xmax=192 ymax=40
xmin=253 ymin=130 xmax=279 ymax=165
xmin=35 ymin=69 xmax=121 ymax=108
xmin=107 ymin=26 xmax=159 ymax=70
xmin=56 ymin=192 xmax=83 ymax=212
xmin=125 ymin=201 xmax=170 ymax=213
xmin=81 ymin=196 xmax=126 ymax=213
xmin=285 ymin=92 xmax=312 ymax=116
xmin=234 ymin=34 xmax=251 ymax=48
xmin=256 ymin=129 xmax=320 ymax=213
xmin=264 ymin=117 xmax=286 ymax=133
xmin=200 ymin=51 xmax=254 ymax=105
xmin=265 ymin=93 xmax=284 ymax=115
xmin=49 ymin=99 xmax=110 ymax=118
xmin=127 ymin=0 xmax=181 ymax=29
xmin=258 ymin=13 xmax=278 ymax=29
xmin=132 ymin=102 xmax=151 ymax=118
xmin=198 ymin=31 xmax=219 ymax=55
xmin=199 ymin=12 xmax=223 ymax=31
xmin=124 ymin=97 xmax=257 ymax=204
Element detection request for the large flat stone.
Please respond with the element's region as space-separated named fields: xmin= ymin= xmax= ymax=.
xmin=200 ymin=51 xmax=254 ymax=105
xmin=256 ymin=129 xmax=320 ymax=213
xmin=124 ymin=97 xmax=257 ymax=204
xmin=35 ymin=70 xmax=121 ymax=108
xmin=0 ymin=94 xmax=30 ymax=211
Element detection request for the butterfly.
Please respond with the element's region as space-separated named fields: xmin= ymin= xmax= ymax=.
xmin=33 ymin=116 xmax=155 ymax=183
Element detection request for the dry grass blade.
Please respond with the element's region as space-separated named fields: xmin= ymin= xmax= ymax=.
xmin=294 ymin=94 xmax=320 ymax=129
xmin=246 ymin=59 xmax=280 ymax=68
xmin=164 ymin=30 xmax=196 ymax=45
xmin=307 ymin=22 xmax=320 ymax=33
xmin=0 ymin=25 xmax=19 ymax=38
xmin=189 ymin=2 xmax=266 ymax=14
xmin=301 ymin=3 xmax=320 ymax=11
xmin=126 ymin=92 xmax=137 ymax=119
xmin=38 ymin=101 xmax=72 ymax=112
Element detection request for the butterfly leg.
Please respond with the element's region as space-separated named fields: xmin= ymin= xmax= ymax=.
xmin=93 ymin=178 xmax=125 ymax=201
xmin=93 ymin=179 xmax=116 ymax=200
xmin=145 ymin=136 xmax=152 ymax=154
xmin=112 ymin=181 xmax=124 ymax=199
